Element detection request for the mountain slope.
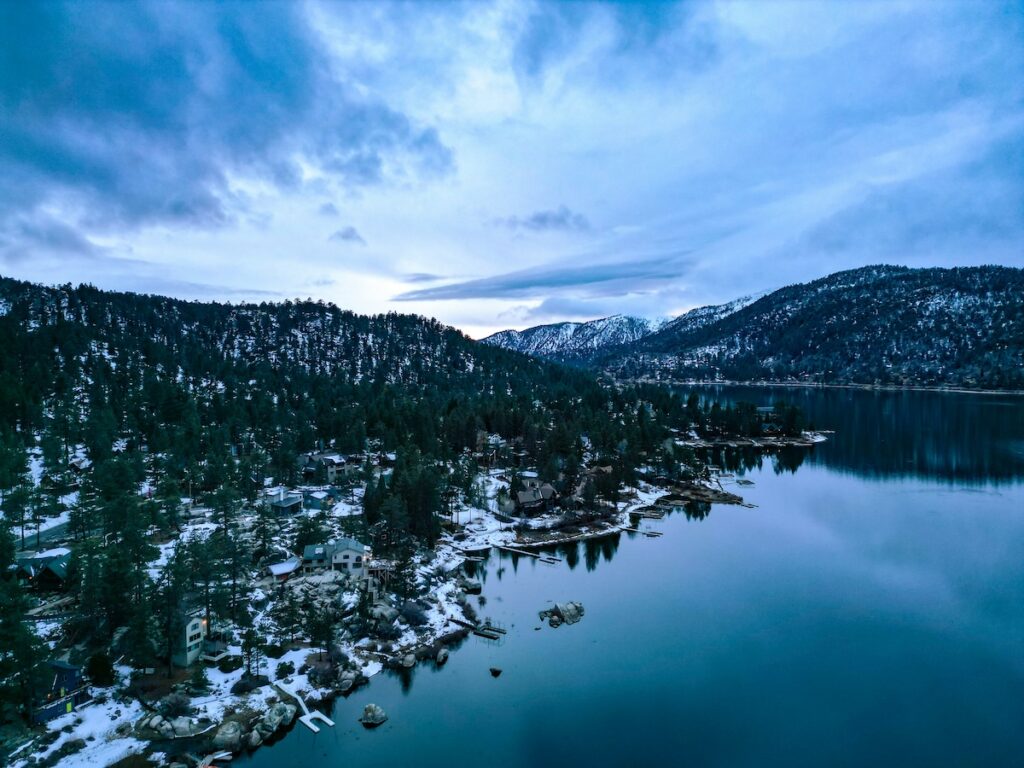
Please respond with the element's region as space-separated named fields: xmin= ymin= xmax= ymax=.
xmin=482 ymin=315 xmax=661 ymax=361
xmin=604 ymin=265 xmax=1024 ymax=389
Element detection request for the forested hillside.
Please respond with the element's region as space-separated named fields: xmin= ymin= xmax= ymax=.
xmin=605 ymin=266 xmax=1024 ymax=389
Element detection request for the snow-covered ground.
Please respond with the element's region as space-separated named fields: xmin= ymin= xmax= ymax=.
xmin=9 ymin=667 xmax=149 ymax=768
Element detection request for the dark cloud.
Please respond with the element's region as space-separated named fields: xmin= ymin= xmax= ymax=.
xmin=500 ymin=205 xmax=590 ymax=233
xmin=318 ymin=202 xmax=340 ymax=217
xmin=401 ymin=272 xmax=445 ymax=283
xmin=0 ymin=1 xmax=451 ymax=257
xmin=329 ymin=226 xmax=367 ymax=246
xmin=394 ymin=252 xmax=690 ymax=302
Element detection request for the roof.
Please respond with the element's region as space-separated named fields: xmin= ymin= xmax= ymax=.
xmin=302 ymin=538 xmax=368 ymax=561
xmin=517 ymin=489 xmax=544 ymax=505
xmin=268 ymin=557 xmax=301 ymax=577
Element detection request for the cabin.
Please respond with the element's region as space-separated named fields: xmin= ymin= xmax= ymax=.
xmin=302 ymin=537 xmax=370 ymax=577
xmin=172 ymin=613 xmax=208 ymax=668
xmin=14 ymin=548 xmax=71 ymax=591
xmin=32 ymin=661 xmax=90 ymax=724
xmin=265 ymin=487 xmax=303 ymax=516
xmin=515 ymin=480 xmax=558 ymax=514
xmin=267 ymin=556 xmax=301 ymax=583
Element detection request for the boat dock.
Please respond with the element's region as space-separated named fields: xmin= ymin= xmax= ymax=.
xmin=274 ymin=683 xmax=334 ymax=733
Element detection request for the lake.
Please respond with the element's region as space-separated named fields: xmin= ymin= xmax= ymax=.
xmin=244 ymin=386 xmax=1024 ymax=767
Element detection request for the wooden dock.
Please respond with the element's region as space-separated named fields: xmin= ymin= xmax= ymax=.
xmin=496 ymin=545 xmax=562 ymax=564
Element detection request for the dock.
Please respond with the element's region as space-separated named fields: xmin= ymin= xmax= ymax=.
xmin=274 ymin=683 xmax=334 ymax=733
xmin=449 ymin=617 xmax=506 ymax=640
xmin=497 ymin=545 xmax=562 ymax=564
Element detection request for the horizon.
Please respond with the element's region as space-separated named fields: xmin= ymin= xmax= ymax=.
xmin=1 ymin=1 xmax=1022 ymax=338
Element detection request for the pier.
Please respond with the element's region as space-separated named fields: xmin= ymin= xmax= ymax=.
xmin=274 ymin=682 xmax=334 ymax=733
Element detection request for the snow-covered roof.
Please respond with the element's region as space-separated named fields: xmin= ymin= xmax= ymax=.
xmin=267 ymin=558 xmax=300 ymax=577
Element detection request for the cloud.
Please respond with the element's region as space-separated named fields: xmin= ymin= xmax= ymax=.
xmin=318 ymin=202 xmax=340 ymax=217
xmin=0 ymin=0 xmax=451 ymax=257
xmin=499 ymin=205 xmax=591 ymax=233
xmin=401 ymin=272 xmax=445 ymax=284
xmin=394 ymin=251 xmax=691 ymax=302
xmin=329 ymin=226 xmax=367 ymax=246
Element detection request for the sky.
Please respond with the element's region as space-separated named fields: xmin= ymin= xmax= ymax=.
xmin=0 ymin=1 xmax=1022 ymax=338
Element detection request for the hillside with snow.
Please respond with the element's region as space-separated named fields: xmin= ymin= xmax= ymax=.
xmin=603 ymin=265 xmax=1024 ymax=389
xmin=482 ymin=315 xmax=662 ymax=361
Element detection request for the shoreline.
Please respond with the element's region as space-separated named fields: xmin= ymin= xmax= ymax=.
xmin=614 ymin=377 xmax=1024 ymax=397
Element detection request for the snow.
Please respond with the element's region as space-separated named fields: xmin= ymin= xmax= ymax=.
xmin=11 ymin=667 xmax=147 ymax=768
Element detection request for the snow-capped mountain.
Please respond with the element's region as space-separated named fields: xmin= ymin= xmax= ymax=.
xmin=484 ymin=266 xmax=1024 ymax=389
xmin=605 ymin=265 xmax=1024 ymax=389
xmin=482 ymin=315 xmax=664 ymax=361
xmin=482 ymin=297 xmax=754 ymax=363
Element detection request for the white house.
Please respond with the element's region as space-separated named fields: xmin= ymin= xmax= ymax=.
xmin=173 ymin=613 xmax=207 ymax=667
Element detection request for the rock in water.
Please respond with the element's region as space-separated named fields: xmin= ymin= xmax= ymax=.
xmin=402 ymin=653 xmax=416 ymax=668
xmin=359 ymin=703 xmax=388 ymax=728
xmin=436 ymin=648 xmax=449 ymax=666
xmin=212 ymin=720 xmax=243 ymax=751
xmin=245 ymin=730 xmax=263 ymax=750
xmin=489 ymin=667 xmax=502 ymax=678
xmin=556 ymin=601 xmax=584 ymax=625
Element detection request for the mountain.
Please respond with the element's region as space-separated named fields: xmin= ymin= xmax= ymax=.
xmin=0 ymin=276 xmax=601 ymax=463
xmin=602 ymin=265 xmax=1024 ymax=390
xmin=482 ymin=315 xmax=664 ymax=361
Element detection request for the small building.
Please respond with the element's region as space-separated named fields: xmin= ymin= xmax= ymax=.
xmin=14 ymin=548 xmax=71 ymax=591
xmin=265 ymin=488 xmax=303 ymax=516
xmin=301 ymin=537 xmax=371 ymax=577
xmin=32 ymin=661 xmax=90 ymax=724
xmin=173 ymin=613 xmax=208 ymax=668
xmin=267 ymin=556 xmax=301 ymax=583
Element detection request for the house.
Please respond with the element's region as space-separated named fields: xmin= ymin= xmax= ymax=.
xmin=300 ymin=452 xmax=360 ymax=484
xmin=14 ymin=548 xmax=71 ymax=590
xmin=301 ymin=537 xmax=371 ymax=577
xmin=515 ymin=477 xmax=558 ymax=514
xmin=172 ymin=613 xmax=208 ymax=668
xmin=265 ymin=487 xmax=303 ymax=515
xmin=267 ymin=556 xmax=301 ymax=583
xmin=32 ymin=661 xmax=90 ymax=724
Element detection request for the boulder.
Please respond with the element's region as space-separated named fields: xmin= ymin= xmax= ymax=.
xmin=245 ymin=730 xmax=263 ymax=750
xmin=436 ymin=648 xmax=449 ymax=666
xmin=156 ymin=720 xmax=175 ymax=739
xmin=539 ymin=601 xmax=584 ymax=628
xmin=338 ymin=670 xmax=357 ymax=693
xmin=489 ymin=667 xmax=502 ymax=678
xmin=556 ymin=601 xmax=585 ymax=625
xmin=171 ymin=716 xmax=193 ymax=737
xmin=369 ymin=604 xmax=399 ymax=622
xmin=280 ymin=703 xmax=297 ymax=726
xmin=212 ymin=720 xmax=243 ymax=752
xmin=359 ymin=703 xmax=388 ymax=728
xmin=401 ymin=653 xmax=416 ymax=669
xmin=146 ymin=714 xmax=164 ymax=730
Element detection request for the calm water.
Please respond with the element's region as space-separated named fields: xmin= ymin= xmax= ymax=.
xmin=245 ymin=387 xmax=1024 ymax=768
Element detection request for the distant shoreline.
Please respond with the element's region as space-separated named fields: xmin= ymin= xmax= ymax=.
xmin=614 ymin=377 xmax=1024 ymax=397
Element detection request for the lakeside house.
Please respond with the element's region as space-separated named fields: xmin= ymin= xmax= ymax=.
xmin=515 ymin=476 xmax=558 ymax=514
xmin=172 ymin=613 xmax=208 ymax=668
xmin=32 ymin=661 xmax=90 ymax=724
xmin=301 ymin=537 xmax=370 ymax=576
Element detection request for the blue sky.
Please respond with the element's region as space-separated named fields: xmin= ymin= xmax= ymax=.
xmin=0 ymin=1 xmax=1021 ymax=337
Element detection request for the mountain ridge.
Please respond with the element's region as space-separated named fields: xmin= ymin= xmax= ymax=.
xmin=486 ymin=265 xmax=1024 ymax=390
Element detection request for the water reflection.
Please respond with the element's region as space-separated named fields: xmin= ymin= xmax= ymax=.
xmin=690 ymin=385 xmax=1024 ymax=483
